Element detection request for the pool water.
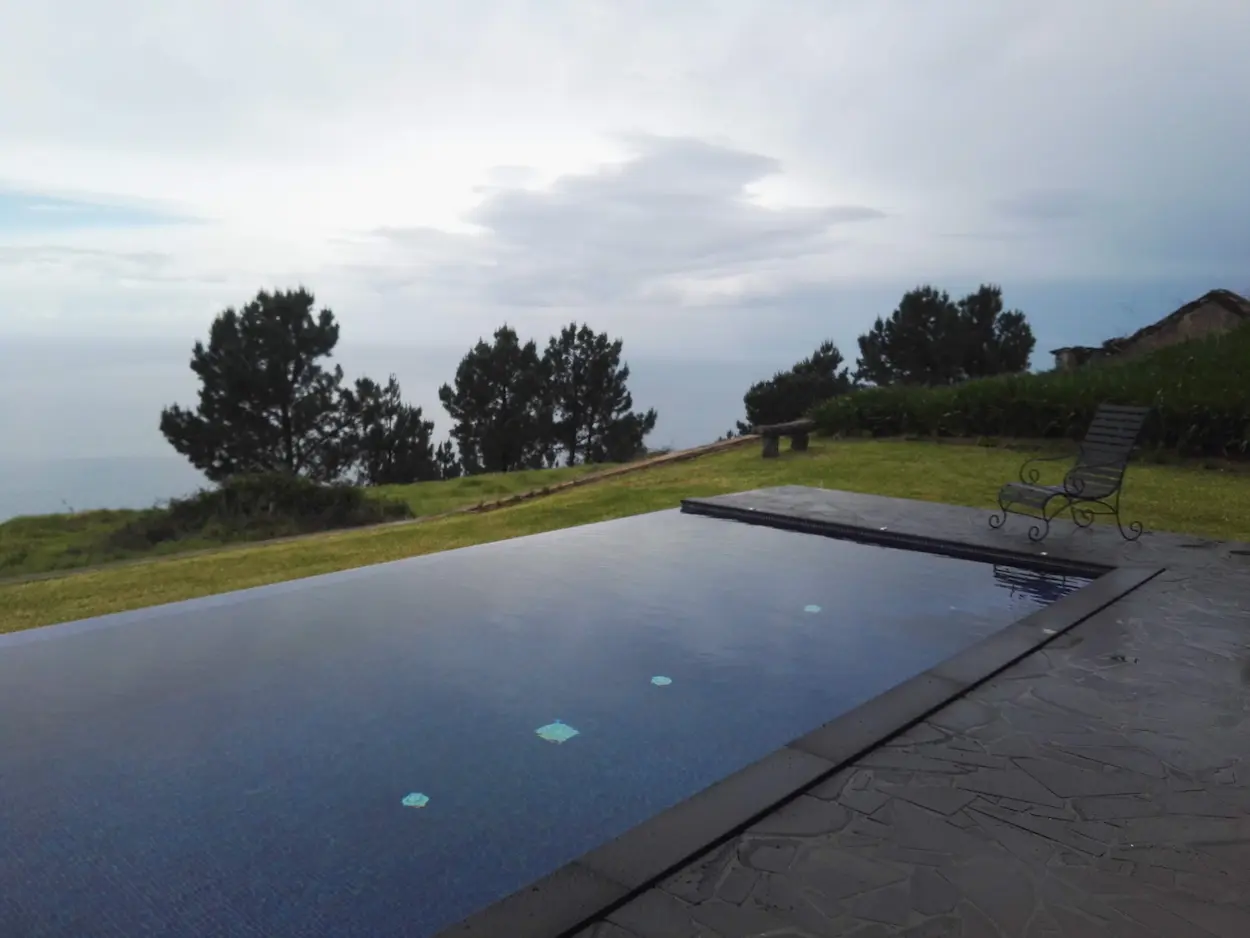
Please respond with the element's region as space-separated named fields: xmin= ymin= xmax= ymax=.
xmin=0 ymin=510 xmax=1092 ymax=937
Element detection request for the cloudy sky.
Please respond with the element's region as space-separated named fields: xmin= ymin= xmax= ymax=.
xmin=2 ymin=0 xmax=1249 ymax=485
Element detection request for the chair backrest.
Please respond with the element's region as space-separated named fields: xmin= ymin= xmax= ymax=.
xmin=1064 ymin=404 xmax=1151 ymax=498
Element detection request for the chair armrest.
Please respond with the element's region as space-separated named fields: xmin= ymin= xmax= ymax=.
xmin=1018 ymin=451 xmax=1072 ymax=485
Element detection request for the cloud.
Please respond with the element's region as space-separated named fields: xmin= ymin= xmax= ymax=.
xmin=0 ymin=243 xmax=237 ymax=296
xmin=994 ymin=188 xmax=1104 ymax=222
xmin=1 ymin=0 xmax=1248 ymax=354
xmin=0 ymin=245 xmax=171 ymax=273
xmin=0 ymin=186 xmax=198 ymax=233
xmin=0 ymin=0 xmax=1246 ymax=473
xmin=370 ymin=135 xmax=886 ymax=310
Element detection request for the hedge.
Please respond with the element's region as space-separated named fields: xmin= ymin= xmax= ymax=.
xmin=810 ymin=322 xmax=1250 ymax=457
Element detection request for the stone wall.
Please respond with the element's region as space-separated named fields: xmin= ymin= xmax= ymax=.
xmin=1051 ymin=347 xmax=1104 ymax=371
xmin=1116 ymin=299 xmax=1246 ymax=361
xmin=1050 ymin=290 xmax=1249 ymax=371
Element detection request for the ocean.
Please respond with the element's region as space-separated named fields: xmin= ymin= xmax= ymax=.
xmin=0 ymin=456 xmax=209 ymax=521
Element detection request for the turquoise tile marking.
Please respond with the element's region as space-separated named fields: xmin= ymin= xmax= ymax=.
xmin=804 ymin=604 xmax=822 ymax=614
xmin=536 ymin=720 xmax=580 ymax=743
xmin=650 ymin=676 xmax=673 ymax=686
xmin=401 ymin=792 xmax=430 ymax=808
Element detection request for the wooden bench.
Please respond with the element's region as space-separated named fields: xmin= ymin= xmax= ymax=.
xmin=753 ymin=419 xmax=816 ymax=458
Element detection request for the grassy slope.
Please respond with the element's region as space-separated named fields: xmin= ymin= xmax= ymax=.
xmin=3 ymin=438 xmax=1247 ymax=635
xmin=369 ymin=464 xmax=611 ymax=515
xmin=0 ymin=464 xmax=607 ymax=578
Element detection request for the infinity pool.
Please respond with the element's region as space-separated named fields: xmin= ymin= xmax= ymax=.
xmin=0 ymin=510 xmax=1093 ymax=936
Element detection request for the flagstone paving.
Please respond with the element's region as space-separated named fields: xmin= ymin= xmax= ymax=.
xmin=575 ymin=486 xmax=1250 ymax=938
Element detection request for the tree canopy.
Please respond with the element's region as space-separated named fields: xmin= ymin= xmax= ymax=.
xmin=437 ymin=326 xmax=551 ymax=474
xmin=161 ymin=288 xmax=442 ymax=485
xmin=163 ymin=292 xmax=658 ymax=487
xmin=438 ymin=323 xmax=657 ymax=471
xmin=149 ymin=278 xmax=1050 ymax=492
xmin=542 ymin=323 xmax=658 ymax=465
xmin=336 ymin=375 xmax=438 ymax=486
xmin=434 ymin=440 xmax=462 ymax=480
xmin=956 ymin=284 xmax=1036 ymax=379
xmin=854 ymin=284 xmax=1035 ymax=387
xmin=159 ymin=288 xmax=346 ymax=482
xmin=737 ymin=340 xmax=853 ymax=432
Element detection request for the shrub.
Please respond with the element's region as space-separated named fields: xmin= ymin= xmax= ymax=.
xmin=739 ymin=340 xmax=853 ymax=430
xmin=810 ymin=322 xmax=1250 ymax=457
xmin=107 ymin=472 xmax=412 ymax=549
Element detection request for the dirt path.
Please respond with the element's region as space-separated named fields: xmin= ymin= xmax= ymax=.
xmin=0 ymin=436 xmax=759 ymax=588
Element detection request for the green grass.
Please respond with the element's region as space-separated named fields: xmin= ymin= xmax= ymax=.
xmin=369 ymin=464 xmax=608 ymax=516
xmin=2 ymin=438 xmax=1247 ymax=636
xmin=0 ymin=464 xmax=606 ymax=579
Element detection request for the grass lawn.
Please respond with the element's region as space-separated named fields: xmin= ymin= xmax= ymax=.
xmin=369 ymin=464 xmax=611 ymax=516
xmin=2 ymin=438 xmax=1247 ymax=636
xmin=0 ymin=464 xmax=607 ymax=579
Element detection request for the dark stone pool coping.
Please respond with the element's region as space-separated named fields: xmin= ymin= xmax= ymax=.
xmin=435 ymin=502 xmax=1162 ymax=938
xmin=684 ymin=497 xmax=1113 ymax=579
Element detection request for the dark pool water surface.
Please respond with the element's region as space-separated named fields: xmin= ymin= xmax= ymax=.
xmin=0 ymin=510 xmax=1092 ymax=936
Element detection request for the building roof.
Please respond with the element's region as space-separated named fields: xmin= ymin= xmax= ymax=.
xmin=1049 ymin=289 xmax=1250 ymax=356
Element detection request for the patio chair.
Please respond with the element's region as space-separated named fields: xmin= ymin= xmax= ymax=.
xmin=988 ymin=403 xmax=1151 ymax=543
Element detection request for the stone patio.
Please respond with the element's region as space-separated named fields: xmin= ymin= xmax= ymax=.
xmin=573 ymin=486 xmax=1250 ymax=938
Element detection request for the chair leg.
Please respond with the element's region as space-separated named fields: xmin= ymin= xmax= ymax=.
xmin=1110 ymin=492 xmax=1144 ymax=540
xmin=988 ymin=491 xmax=1011 ymax=530
xmin=1028 ymin=496 xmax=1073 ymax=543
xmin=1116 ymin=516 xmax=1144 ymax=540
xmin=1027 ymin=516 xmax=1052 ymax=542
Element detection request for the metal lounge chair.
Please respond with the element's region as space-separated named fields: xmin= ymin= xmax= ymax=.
xmin=989 ymin=403 xmax=1151 ymax=543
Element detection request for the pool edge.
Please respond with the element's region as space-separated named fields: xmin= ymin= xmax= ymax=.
xmin=435 ymin=512 xmax=1161 ymax=938
xmin=679 ymin=498 xmax=1116 ymax=577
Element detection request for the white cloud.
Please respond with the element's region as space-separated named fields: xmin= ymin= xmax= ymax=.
xmin=387 ymin=136 xmax=886 ymax=305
